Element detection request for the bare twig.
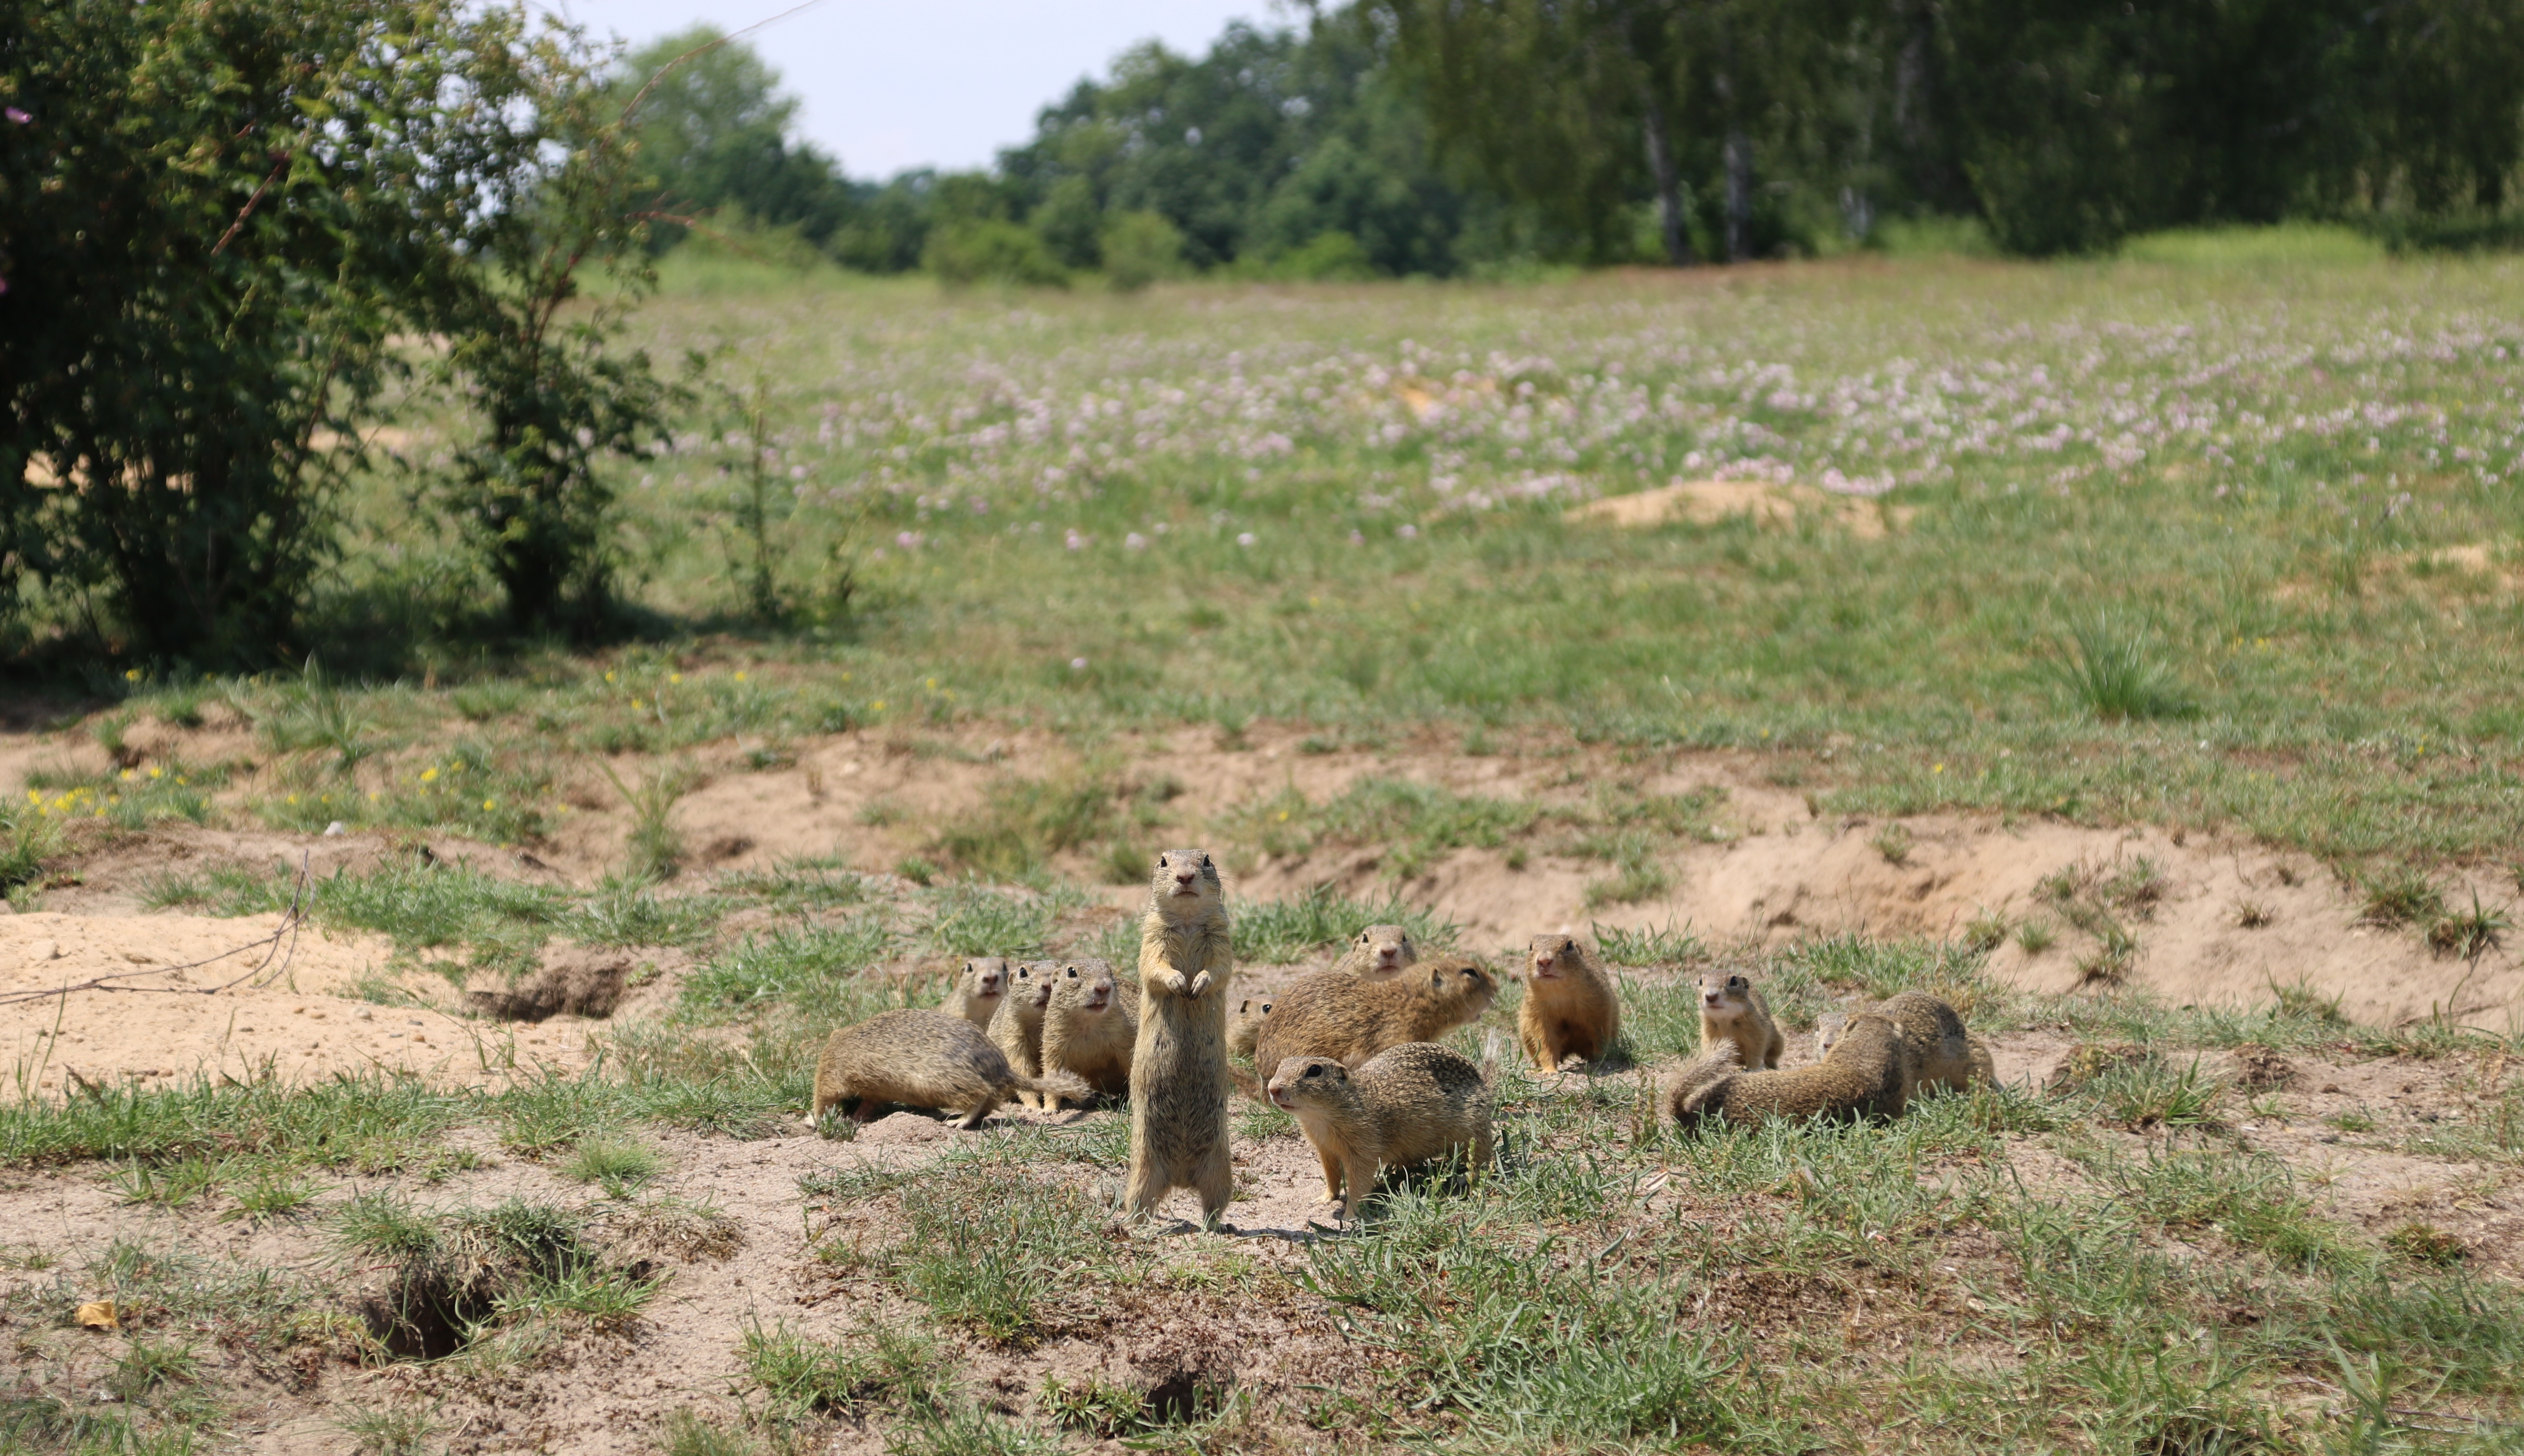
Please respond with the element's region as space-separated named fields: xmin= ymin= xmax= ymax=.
xmin=615 ymin=0 xmax=839 ymax=124
xmin=210 ymin=152 xmax=293 ymax=256
xmin=0 ymin=856 xmax=312 ymax=1009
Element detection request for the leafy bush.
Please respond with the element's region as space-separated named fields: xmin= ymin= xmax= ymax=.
xmin=923 ymin=220 xmax=1068 ymax=288
xmin=2 ymin=0 xmax=679 ymax=658
xmin=1100 ymin=211 xmax=1189 ymax=291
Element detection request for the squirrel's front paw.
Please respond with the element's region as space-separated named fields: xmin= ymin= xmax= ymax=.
xmin=1186 ymin=971 xmax=1213 ymax=999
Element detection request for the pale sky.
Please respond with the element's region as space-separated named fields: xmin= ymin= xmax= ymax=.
xmin=555 ymin=0 xmax=1282 ymax=177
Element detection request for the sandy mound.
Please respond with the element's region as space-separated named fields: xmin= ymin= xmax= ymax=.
xmin=0 ymin=911 xmax=591 ymax=1097
xmin=1570 ymin=477 xmax=1911 ymax=537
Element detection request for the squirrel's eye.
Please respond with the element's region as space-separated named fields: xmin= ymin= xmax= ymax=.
xmin=1304 ymin=1066 xmax=1320 ymax=1077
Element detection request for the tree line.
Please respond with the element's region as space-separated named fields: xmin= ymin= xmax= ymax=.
xmin=645 ymin=0 xmax=2524 ymax=279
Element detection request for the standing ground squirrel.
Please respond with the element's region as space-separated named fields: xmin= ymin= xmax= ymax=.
xmin=1519 ymin=935 xmax=1622 ymax=1072
xmin=988 ymin=963 xmax=1055 ymax=1108
xmin=1663 ymin=1010 xmax=1913 ymax=1130
xmin=1228 ymin=994 xmax=1275 ymax=1060
xmin=1333 ymin=924 xmax=1419 ymax=979
xmin=811 ymin=1009 xmax=1090 ymax=1130
xmin=1126 ymin=849 xmax=1235 ymax=1228
xmin=1267 ymin=1042 xmax=1494 ymax=1221
xmin=1250 ymin=955 xmax=1498 ymax=1081
xmin=1697 ymin=971 xmax=1785 ymax=1069
xmin=940 ymin=957 xmax=1010 ymax=1028
xmin=1042 ymin=959 xmax=1136 ymax=1109
xmin=1816 ymin=992 xmax=1993 ymax=1091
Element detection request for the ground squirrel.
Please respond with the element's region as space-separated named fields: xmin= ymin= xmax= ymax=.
xmin=1333 ymin=923 xmax=1419 ymax=979
xmin=1249 ymin=955 xmax=1498 ymax=1082
xmin=1663 ymin=1010 xmax=1912 ymax=1130
xmin=1518 ymin=934 xmax=1621 ymax=1072
xmin=940 ymin=956 xmax=1010 ymax=1028
xmin=1267 ymin=1042 xmax=1494 ymax=1221
xmin=1815 ymin=992 xmax=1993 ymax=1091
xmin=1228 ymin=994 xmax=1275 ymax=1060
xmin=810 ymin=1009 xmax=1090 ymax=1130
xmin=1126 ymin=849 xmax=1236 ymax=1228
xmin=987 ymin=962 xmax=1055 ymax=1108
xmin=1042 ymin=959 xmax=1137 ymax=1109
xmin=1697 ymin=971 xmax=1784 ymax=1070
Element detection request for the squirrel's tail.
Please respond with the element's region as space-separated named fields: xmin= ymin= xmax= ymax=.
xmin=1660 ymin=1046 xmax=1741 ymax=1133
xmin=1013 ymin=1069 xmax=1094 ymax=1104
xmin=1227 ymin=1060 xmax=1266 ymax=1104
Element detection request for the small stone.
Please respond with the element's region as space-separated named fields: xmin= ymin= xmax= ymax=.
xmin=323 ymin=821 xmax=347 ymax=837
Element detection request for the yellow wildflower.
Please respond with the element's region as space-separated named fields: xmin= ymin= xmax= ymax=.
xmin=421 ymin=766 xmax=440 ymax=783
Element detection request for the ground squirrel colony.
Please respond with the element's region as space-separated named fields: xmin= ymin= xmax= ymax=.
xmin=1519 ymin=935 xmax=1621 ymax=1071
xmin=1251 ymin=955 xmax=1498 ymax=1078
xmin=1267 ymin=1042 xmax=1494 ymax=1220
xmin=1697 ymin=971 xmax=1784 ymax=1069
xmin=940 ymin=957 xmax=1009 ymax=1027
xmin=1663 ymin=1010 xmax=1913 ymax=1129
xmin=1816 ymin=992 xmax=1993 ymax=1090
xmin=1041 ymin=959 xmax=1136 ymax=1109
xmin=987 ymin=963 xmax=1055 ymax=1108
xmin=1126 ymin=849 xmax=1235 ymax=1227
xmin=1333 ymin=924 xmax=1419 ymax=979
xmin=811 ymin=1009 xmax=1090 ymax=1129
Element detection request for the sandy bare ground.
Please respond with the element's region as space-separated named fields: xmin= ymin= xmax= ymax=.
xmin=2 ymin=719 xmax=2518 ymax=1095
xmin=0 ymin=1027 xmax=2513 ymax=1455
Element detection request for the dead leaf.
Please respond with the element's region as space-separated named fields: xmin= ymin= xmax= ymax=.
xmin=75 ymin=1300 xmax=118 ymax=1331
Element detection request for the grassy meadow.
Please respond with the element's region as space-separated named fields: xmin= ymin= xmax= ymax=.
xmin=277 ymin=235 xmax=2524 ymax=869
xmin=6 ymin=236 xmax=2524 ymax=1454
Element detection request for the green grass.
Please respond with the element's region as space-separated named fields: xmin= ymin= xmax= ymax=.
xmin=1232 ymin=884 xmax=1460 ymax=963
xmin=38 ymin=256 xmax=2510 ymax=879
xmin=21 ymin=258 xmax=2524 ymax=1453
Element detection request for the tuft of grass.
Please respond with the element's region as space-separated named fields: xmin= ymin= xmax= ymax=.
xmin=741 ymin=1318 xmax=952 ymax=1423
xmin=225 ymin=1164 xmax=321 ymax=1223
xmin=932 ymin=772 xmax=1119 ymax=879
xmin=1961 ymin=909 xmax=2009 ymax=952
xmin=925 ymin=885 xmax=1056 ymax=957
xmin=2085 ymin=1055 xmax=2227 ymax=1129
xmin=2383 ymin=1222 xmax=2468 ymax=1267
xmin=2267 ymin=978 xmax=2347 ymax=1025
xmin=897 ymin=1167 xmax=1110 ymax=1346
xmin=1581 ymin=834 xmax=1669 ymax=907
xmin=1869 ymin=822 xmax=1913 ymax=864
xmin=2425 ymin=890 xmax=2509 ymax=958
xmin=2015 ymin=918 xmax=2057 ymax=955
xmin=659 ymin=1409 xmax=759 ymax=1456
xmin=1233 ymin=885 xmax=1458 ymax=963
xmin=600 ymin=760 xmax=696 ymax=883
xmin=2075 ymin=921 xmax=2141 ymax=985
xmin=680 ymin=920 xmax=896 ymax=1020
xmin=2049 ymin=615 xmax=2193 ymax=721
xmin=561 ymin=1137 xmax=665 ymax=1196
xmin=2233 ymin=899 xmax=2273 ymax=928
xmin=342 ymin=1196 xmax=654 ymax=1358
xmin=1591 ymin=920 xmax=1704 ymax=967
xmin=2358 ymin=867 xmax=2445 ymax=927
xmin=339 ymin=1403 xmax=437 ymax=1456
